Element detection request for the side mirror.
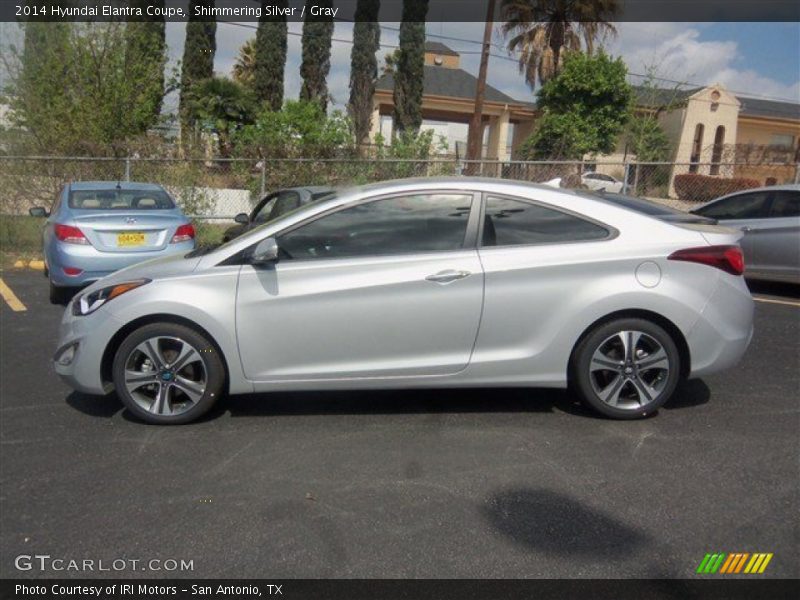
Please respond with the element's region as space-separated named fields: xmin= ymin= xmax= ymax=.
xmin=251 ymin=237 xmax=279 ymax=265
xmin=29 ymin=207 xmax=49 ymax=218
xmin=234 ymin=212 xmax=249 ymax=224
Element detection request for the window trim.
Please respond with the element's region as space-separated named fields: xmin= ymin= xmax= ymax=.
xmin=239 ymin=189 xmax=482 ymax=264
xmin=477 ymin=192 xmax=618 ymax=250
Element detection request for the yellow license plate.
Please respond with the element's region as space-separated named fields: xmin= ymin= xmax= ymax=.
xmin=118 ymin=232 xmax=145 ymax=247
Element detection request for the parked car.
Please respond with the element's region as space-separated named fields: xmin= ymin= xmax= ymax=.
xmin=587 ymin=192 xmax=718 ymax=225
xmin=223 ymin=186 xmax=336 ymax=242
xmin=30 ymin=181 xmax=195 ymax=304
xmin=581 ymin=172 xmax=624 ymax=193
xmin=53 ymin=177 xmax=753 ymax=425
xmin=689 ymin=184 xmax=799 ymax=283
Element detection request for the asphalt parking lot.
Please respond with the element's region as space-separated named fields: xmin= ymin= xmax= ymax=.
xmin=0 ymin=270 xmax=798 ymax=579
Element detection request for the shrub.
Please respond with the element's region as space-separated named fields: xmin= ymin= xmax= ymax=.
xmin=673 ymin=173 xmax=761 ymax=202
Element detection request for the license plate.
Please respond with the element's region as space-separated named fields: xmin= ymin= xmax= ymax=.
xmin=118 ymin=232 xmax=145 ymax=247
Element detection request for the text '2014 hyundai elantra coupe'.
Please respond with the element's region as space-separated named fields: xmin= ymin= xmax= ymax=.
xmin=53 ymin=178 xmax=754 ymax=424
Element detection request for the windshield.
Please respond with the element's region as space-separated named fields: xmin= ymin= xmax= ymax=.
xmin=69 ymin=189 xmax=175 ymax=210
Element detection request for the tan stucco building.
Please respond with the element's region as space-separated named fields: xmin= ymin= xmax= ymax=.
xmin=372 ymin=43 xmax=799 ymax=190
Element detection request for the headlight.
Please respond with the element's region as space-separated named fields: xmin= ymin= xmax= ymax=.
xmin=72 ymin=279 xmax=151 ymax=316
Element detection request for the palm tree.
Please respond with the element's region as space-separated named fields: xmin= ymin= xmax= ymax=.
xmin=501 ymin=0 xmax=619 ymax=89
xmin=232 ymin=39 xmax=256 ymax=87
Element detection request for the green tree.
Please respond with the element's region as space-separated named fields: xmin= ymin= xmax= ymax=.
xmin=189 ymin=77 xmax=255 ymax=157
xmin=233 ymin=100 xmax=352 ymax=159
xmin=501 ymin=0 xmax=618 ymax=89
xmin=254 ymin=0 xmax=288 ymax=111
xmin=393 ymin=0 xmax=429 ymax=135
xmin=232 ymin=39 xmax=256 ymax=87
xmin=6 ymin=22 xmax=169 ymax=154
xmin=520 ymin=51 xmax=632 ymax=159
xmin=9 ymin=20 xmax=72 ymax=150
xmin=348 ymin=0 xmax=381 ymax=149
xmin=180 ymin=1 xmax=217 ymax=147
xmin=125 ymin=0 xmax=167 ymax=131
xmin=299 ymin=0 xmax=334 ymax=112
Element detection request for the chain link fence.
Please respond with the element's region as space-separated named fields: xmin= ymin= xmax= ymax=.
xmin=1 ymin=156 xmax=797 ymax=219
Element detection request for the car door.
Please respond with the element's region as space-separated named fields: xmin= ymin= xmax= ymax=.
xmin=692 ymin=191 xmax=772 ymax=269
xmin=472 ymin=194 xmax=614 ymax=378
xmin=757 ymin=190 xmax=800 ymax=279
xmin=235 ymin=191 xmax=484 ymax=382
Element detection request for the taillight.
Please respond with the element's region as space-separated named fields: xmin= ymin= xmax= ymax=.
xmin=171 ymin=223 xmax=195 ymax=244
xmin=54 ymin=223 xmax=89 ymax=245
xmin=62 ymin=267 xmax=83 ymax=276
xmin=668 ymin=245 xmax=745 ymax=276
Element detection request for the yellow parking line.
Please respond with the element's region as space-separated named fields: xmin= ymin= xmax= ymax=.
xmin=753 ymin=296 xmax=800 ymax=307
xmin=0 ymin=277 xmax=27 ymax=312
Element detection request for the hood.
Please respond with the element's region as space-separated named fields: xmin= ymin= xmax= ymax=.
xmin=80 ymin=252 xmax=202 ymax=294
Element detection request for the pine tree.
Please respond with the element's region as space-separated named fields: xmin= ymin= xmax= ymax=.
xmin=348 ymin=0 xmax=381 ymax=148
xmin=125 ymin=0 xmax=167 ymax=132
xmin=393 ymin=0 xmax=429 ymax=135
xmin=180 ymin=0 xmax=217 ymax=145
xmin=299 ymin=0 xmax=334 ymax=113
xmin=254 ymin=0 xmax=288 ymax=111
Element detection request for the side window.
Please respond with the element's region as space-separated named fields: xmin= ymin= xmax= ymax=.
xmin=770 ymin=191 xmax=800 ymax=218
xmin=253 ymin=194 xmax=278 ymax=223
xmin=266 ymin=191 xmax=302 ymax=221
xmin=696 ymin=192 xmax=771 ymax=220
xmin=277 ymin=193 xmax=473 ymax=260
xmin=482 ymin=196 xmax=609 ymax=247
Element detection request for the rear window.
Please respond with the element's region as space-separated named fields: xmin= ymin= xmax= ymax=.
xmin=578 ymin=191 xmax=677 ymax=216
xmin=69 ymin=189 xmax=175 ymax=210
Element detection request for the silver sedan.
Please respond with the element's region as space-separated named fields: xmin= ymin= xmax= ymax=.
xmin=53 ymin=178 xmax=754 ymax=424
xmin=690 ymin=184 xmax=799 ymax=283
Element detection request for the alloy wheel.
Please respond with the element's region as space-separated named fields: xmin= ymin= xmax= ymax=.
xmin=588 ymin=330 xmax=671 ymax=410
xmin=123 ymin=336 xmax=207 ymax=417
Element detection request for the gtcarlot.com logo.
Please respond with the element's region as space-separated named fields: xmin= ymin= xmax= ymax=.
xmin=696 ymin=552 xmax=773 ymax=574
xmin=15 ymin=554 xmax=194 ymax=572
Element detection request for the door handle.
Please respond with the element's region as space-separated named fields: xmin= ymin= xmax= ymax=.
xmin=425 ymin=269 xmax=471 ymax=284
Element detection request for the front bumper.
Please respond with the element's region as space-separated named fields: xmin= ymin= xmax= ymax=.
xmin=53 ymin=305 xmax=121 ymax=395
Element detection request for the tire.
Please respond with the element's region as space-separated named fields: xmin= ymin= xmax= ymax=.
xmin=571 ymin=318 xmax=681 ymax=419
xmin=112 ymin=322 xmax=225 ymax=425
xmin=49 ymin=280 xmax=72 ymax=305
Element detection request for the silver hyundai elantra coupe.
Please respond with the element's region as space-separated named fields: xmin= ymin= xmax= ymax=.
xmin=53 ymin=178 xmax=754 ymax=424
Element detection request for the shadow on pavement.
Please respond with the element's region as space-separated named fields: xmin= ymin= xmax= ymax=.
xmin=65 ymin=386 xmax=605 ymax=422
xmin=481 ymin=487 xmax=648 ymax=557
xmin=663 ymin=378 xmax=711 ymax=410
xmin=747 ymin=279 xmax=800 ymax=299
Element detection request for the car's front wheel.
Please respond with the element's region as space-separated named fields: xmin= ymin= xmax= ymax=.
xmin=112 ymin=323 xmax=225 ymax=424
xmin=571 ymin=318 xmax=681 ymax=419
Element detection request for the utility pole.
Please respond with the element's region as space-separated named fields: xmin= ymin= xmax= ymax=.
xmin=465 ymin=0 xmax=496 ymax=173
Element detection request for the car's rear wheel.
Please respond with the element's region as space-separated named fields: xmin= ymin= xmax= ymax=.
xmin=112 ymin=323 xmax=225 ymax=425
xmin=572 ymin=318 xmax=681 ymax=419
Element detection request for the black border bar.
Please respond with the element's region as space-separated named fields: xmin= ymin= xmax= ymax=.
xmin=4 ymin=0 xmax=800 ymax=23
xmin=3 ymin=579 xmax=800 ymax=600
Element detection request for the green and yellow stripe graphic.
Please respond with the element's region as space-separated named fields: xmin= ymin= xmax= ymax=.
xmin=696 ymin=552 xmax=773 ymax=574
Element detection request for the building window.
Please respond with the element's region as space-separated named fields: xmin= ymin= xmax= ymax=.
xmin=710 ymin=126 xmax=725 ymax=175
xmin=690 ymin=124 xmax=704 ymax=173
xmin=769 ymin=133 xmax=794 ymax=149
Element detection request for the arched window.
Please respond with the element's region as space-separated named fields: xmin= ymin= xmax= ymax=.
xmin=690 ymin=124 xmax=704 ymax=173
xmin=710 ymin=126 xmax=725 ymax=175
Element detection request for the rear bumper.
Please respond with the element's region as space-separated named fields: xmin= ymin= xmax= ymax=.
xmin=686 ymin=274 xmax=754 ymax=377
xmin=46 ymin=240 xmax=194 ymax=287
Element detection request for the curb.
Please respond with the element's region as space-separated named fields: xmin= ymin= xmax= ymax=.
xmin=13 ymin=260 xmax=45 ymax=271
